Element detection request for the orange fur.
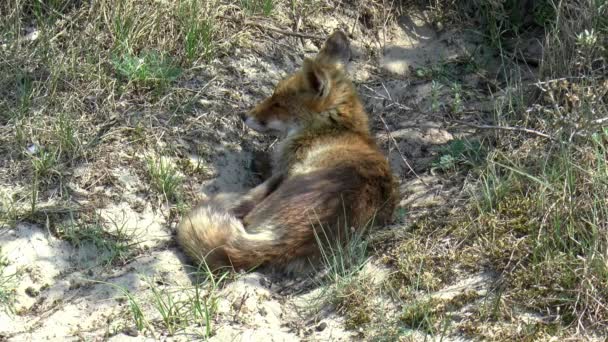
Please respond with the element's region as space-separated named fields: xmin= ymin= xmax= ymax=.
xmin=176 ymin=31 xmax=397 ymax=273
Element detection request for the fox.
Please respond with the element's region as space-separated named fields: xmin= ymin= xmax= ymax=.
xmin=176 ymin=30 xmax=397 ymax=273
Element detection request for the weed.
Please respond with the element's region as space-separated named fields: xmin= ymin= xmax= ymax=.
xmin=400 ymin=297 xmax=443 ymax=334
xmin=112 ymin=51 xmax=182 ymax=89
xmin=431 ymin=139 xmax=484 ymax=173
xmin=240 ymin=0 xmax=275 ymax=16
xmin=387 ymin=233 xmax=457 ymax=295
xmin=146 ymin=155 xmax=183 ymax=203
xmin=147 ymin=278 xmax=188 ymax=336
xmin=430 ymin=80 xmax=443 ymax=112
xmin=191 ymin=261 xmax=230 ymax=338
xmin=55 ymin=113 xmax=80 ymax=160
xmin=179 ymin=0 xmax=216 ymax=62
xmin=89 ymin=280 xmax=149 ymax=332
xmin=56 ymin=214 xmax=134 ymax=267
xmin=400 ymin=291 xmax=479 ymax=335
xmin=0 ymin=192 xmax=19 ymax=227
xmin=0 ymin=249 xmax=19 ymax=314
xmin=30 ymin=148 xmax=59 ymax=180
xmin=307 ymin=216 xmax=376 ymax=331
xmin=449 ymin=83 xmax=463 ymax=114
xmin=146 ymin=263 xmax=229 ymax=337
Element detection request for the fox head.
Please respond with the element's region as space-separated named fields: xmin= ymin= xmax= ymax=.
xmin=241 ymin=30 xmax=369 ymax=136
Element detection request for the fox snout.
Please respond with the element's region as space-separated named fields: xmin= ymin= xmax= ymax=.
xmin=241 ymin=110 xmax=289 ymax=135
xmin=243 ymin=115 xmax=269 ymax=132
xmin=239 ymin=111 xmax=266 ymax=132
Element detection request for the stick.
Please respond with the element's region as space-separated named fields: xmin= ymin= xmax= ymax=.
xmin=377 ymin=114 xmax=429 ymax=187
xmin=445 ymin=118 xmax=555 ymax=140
xmin=246 ymin=21 xmax=323 ymax=40
xmin=218 ymin=16 xmax=324 ymax=40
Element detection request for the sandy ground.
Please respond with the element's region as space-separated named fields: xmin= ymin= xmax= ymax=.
xmin=0 ymin=8 xmax=508 ymax=341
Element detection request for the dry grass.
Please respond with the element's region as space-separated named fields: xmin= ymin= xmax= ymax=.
xmin=374 ymin=0 xmax=608 ymax=339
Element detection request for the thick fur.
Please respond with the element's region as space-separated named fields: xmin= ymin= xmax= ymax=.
xmin=176 ymin=31 xmax=397 ymax=273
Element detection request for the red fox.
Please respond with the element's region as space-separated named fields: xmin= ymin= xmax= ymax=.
xmin=177 ymin=31 xmax=397 ymax=273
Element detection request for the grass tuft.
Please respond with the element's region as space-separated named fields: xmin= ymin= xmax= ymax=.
xmin=56 ymin=213 xmax=136 ymax=267
xmin=146 ymin=155 xmax=183 ymax=203
xmin=179 ymin=0 xmax=217 ymax=62
xmin=240 ymin=0 xmax=275 ymax=16
xmin=0 ymin=249 xmax=19 ymax=315
xmin=112 ymin=51 xmax=182 ymax=90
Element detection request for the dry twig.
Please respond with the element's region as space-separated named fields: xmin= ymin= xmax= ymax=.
xmin=218 ymin=16 xmax=324 ymax=40
xmin=443 ymin=118 xmax=555 ymax=140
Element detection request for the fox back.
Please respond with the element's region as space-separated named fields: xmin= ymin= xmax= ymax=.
xmin=177 ymin=31 xmax=397 ymax=273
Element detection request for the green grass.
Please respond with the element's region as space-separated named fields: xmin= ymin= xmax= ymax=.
xmin=55 ymin=112 xmax=81 ymax=160
xmin=179 ymin=0 xmax=216 ymax=62
xmin=146 ymin=155 xmax=183 ymax=203
xmin=56 ymin=214 xmax=136 ymax=267
xmin=30 ymin=148 xmax=59 ymax=180
xmin=431 ymin=138 xmax=485 ymax=173
xmin=99 ymin=264 xmax=230 ymax=337
xmin=306 ymin=217 xmax=379 ymax=330
xmin=145 ymin=264 xmax=229 ymax=337
xmin=90 ymin=279 xmax=149 ymax=332
xmin=378 ymin=0 xmax=608 ymax=339
xmin=240 ymin=0 xmax=275 ymax=16
xmin=88 ymin=265 xmax=230 ymax=337
xmin=0 ymin=192 xmax=19 ymax=227
xmin=146 ymin=277 xmax=188 ymax=336
xmin=112 ymin=51 xmax=182 ymax=90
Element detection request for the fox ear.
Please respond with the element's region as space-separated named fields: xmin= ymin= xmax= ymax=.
xmin=303 ymin=58 xmax=331 ymax=98
xmin=316 ymin=30 xmax=350 ymax=66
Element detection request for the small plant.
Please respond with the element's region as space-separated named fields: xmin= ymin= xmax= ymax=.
xmin=112 ymin=51 xmax=182 ymax=89
xmin=191 ymin=261 xmax=229 ymax=338
xmin=0 ymin=249 xmax=19 ymax=314
xmin=90 ymin=280 xmax=149 ymax=332
xmin=56 ymin=113 xmax=80 ymax=159
xmin=315 ymin=221 xmax=370 ymax=287
xmin=15 ymin=71 xmax=33 ymax=120
xmin=179 ymin=0 xmax=216 ymax=62
xmin=431 ymin=139 xmax=484 ymax=173
xmin=450 ymin=83 xmax=463 ymax=113
xmin=400 ymin=298 xmax=442 ymax=334
xmin=147 ymin=278 xmax=188 ymax=336
xmin=147 ymin=263 xmax=229 ymax=337
xmin=430 ymin=80 xmax=443 ymax=112
xmin=307 ymin=215 xmax=375 ymax=330
xmin=56 ymin=214 xmax=134 ymax=267
xmin=0 ymin=191 xmax=20 ymax=227
xmin=240 ymin=0 xmax=274 ymax=16
xmin=30 ymin=148 xmax=59 ymax=179
xmin=146 ymin=155 xmax=183 ymax=202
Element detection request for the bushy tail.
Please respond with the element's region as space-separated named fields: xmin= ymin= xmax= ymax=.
xmin=176 ymin=205 xmax=277 ymax=271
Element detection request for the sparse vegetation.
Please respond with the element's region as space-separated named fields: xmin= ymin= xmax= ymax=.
xmin=56 ymin=213 xmax=136 ymax=267
xmin=240 ymin=0 xmax=275 ymax=16
xmin=431 ymin=138 xmax=485 ymax=173
xmin=311 ymin=222 xmax=375 ymax=329
xmin=89 ymin=265 xmax=229 ymax=338
xmin=0 ymin=249 xmax=19 ymax=314
xmin=146 ymin=155 xmax=183 ymax=203
xmin=382 ymin=0 xmax=608 ymax=339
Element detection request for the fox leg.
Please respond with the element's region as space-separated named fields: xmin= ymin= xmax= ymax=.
xmin=251 ymin=150 xmax=273 ymax=181
xmin=230 ymin=173 xmax=284 ymax=220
